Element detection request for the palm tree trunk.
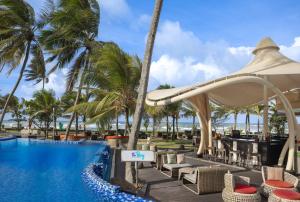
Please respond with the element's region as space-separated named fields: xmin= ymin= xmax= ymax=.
xmin=166 ymin=115 xmax=169 ymax=139
xmin=75 ymin=113 xmax=78 ymax=135
xmin=126 ymin=0 xmax=163 ymax=183
xmin=152 ymin=117 xmax=156 ymax=136
xmin=176 ymin=114 xmax=179 ymax=139
xmin=245 ymin=113 xmax=248 ymax=134
xmin=125 ymin=107 xmax=130 ymax=135
xmin=42 ymin=78 xmax=45 ymax=90
xmin=192 ymin=115 xmax=195 ymax=136
xmin=257 ymin=114 xmax=260 ymax=133
xmin=234 ymin=113 xmax=237 ymax=130
xmin=0 ymin=41 xmax=32 ymax=130
xmin=65 ymin=64 xmax=87 ymax=140
xmin=116 ymin=113 xmax=119 ymax=135
xmin=172 ymin=115 xmax=175 ymax=140
xmin=83 ymin=115 xmax=86 ymax=132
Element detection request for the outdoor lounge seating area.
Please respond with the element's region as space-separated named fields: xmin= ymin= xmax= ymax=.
xmin=140 ymin=153 xmax=300 ymax=202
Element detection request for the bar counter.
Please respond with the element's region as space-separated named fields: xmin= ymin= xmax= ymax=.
xmin=222 ymin=136 xmax=287 ymax=166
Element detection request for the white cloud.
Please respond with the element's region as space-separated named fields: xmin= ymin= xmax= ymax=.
xmin=149 ymin=20 xmax=300 ymax=90
xmin=100 ymin=0 xmax=131 ymax=20
xmin=150 ymin=55 xmax=223 ymax=88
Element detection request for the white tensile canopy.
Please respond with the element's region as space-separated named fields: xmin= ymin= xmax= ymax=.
xmin=146 ymin=37 xmax=300 ymax=171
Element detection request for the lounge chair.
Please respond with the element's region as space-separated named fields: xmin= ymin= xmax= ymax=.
xmin=182 ymin=166 xmax=227 ymax=194
xmin=161 ymin=153 xmax=191 ymax=177
xmin=261 ymin=166 xmax=299 ymax=197
xmin=222 ymin=171 xmax=261 ymax=202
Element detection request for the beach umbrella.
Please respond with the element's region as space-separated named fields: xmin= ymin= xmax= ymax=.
xmin=146 ymin=37 xmax=300 ymax=171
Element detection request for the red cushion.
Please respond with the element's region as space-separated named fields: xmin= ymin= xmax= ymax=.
xmin=265 ymin=180 xmax=294 ymax=188
xmin=273 ymin=189 xmax=300 ymax=200
xmin=234 ymin=184 xmax=257 ymax=194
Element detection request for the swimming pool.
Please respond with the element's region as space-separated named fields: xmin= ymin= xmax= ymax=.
xmin=0 ymin=138 xmax=107 ymax=202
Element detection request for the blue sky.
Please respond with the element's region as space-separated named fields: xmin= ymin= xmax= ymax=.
xmin=1 ymin=0 xmax=300 ymax=123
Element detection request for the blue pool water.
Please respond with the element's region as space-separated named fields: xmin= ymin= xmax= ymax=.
xmin=0 ymin=138 xmax=106 ymax=202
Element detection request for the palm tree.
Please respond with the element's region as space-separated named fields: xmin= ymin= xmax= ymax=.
xmin=0 ymin=0 xmax=44 ymax=129
xmin=145 ymin=105 xmax=164 ymax=137
xmin=1 ymin=95 xmax=25 ymax=131
xmin=182 ymin=103 xmax=197 ymax=136
xmin=243 ymin=107 xmax=255 ymax=134
xmin=230 ymin=107 xmax=242 ymax=130
xmin=25 ymin=45 xmax=48 ymax=89
xmin=68 ymin=44 xmax=141 ymax=136
xmin=210 ymin=103 xmax=230 ymax=132
xmin=253 ymin=104 xmax=264 ymax=133
xmin=60 ymin=91 xmax=83 ymax=135
xmin=269 ymin=102 xmax=287 ymax=135
xmin=126 ymin=0 xmax=163 ymax=183
xmin=167 ymin=102 xmax=182 ymax=140
xmin=40 ymin=0 xmax=101 ymax=140
xmin=25 ymin=90 xmax=59 ymax=138
xmin=157 ymin=84 xmax=173 ymax=137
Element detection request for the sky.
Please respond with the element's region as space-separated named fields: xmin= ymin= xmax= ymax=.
xmin=1 ymin=0 xmax=300 ymax=123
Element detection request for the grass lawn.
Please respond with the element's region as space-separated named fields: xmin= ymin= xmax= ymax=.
xmin=138 ymin=137 xmax=193 ymax=150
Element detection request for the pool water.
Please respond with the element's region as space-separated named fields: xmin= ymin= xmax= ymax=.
xmin=0 ymin=139 xmax=106 ymax=202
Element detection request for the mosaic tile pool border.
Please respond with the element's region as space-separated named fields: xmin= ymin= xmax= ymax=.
xmin=82 ymin=163 xmax=152 ymax=202
xmin=0 ymin=135 xmax=16 ymax=141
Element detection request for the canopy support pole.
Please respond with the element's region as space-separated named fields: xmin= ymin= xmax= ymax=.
xmin=187 ymin=94 xmax=211 ymax=155
xmin=263 ymin=76 xmax=269 ymax=140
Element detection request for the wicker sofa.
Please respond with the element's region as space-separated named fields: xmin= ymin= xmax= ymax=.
xmin=261 ymin=166 xmax=299 ymax=197
xmin=161 ymin=154 xmax=191 ymax=177
xmin=222 ymin=171 xmax=261 ymax=202
xmin=182 ymin=166 xmax=227 ymax=194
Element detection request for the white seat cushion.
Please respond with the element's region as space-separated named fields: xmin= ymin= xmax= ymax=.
xmin=163 ymin=163 xmax=191 ymax=170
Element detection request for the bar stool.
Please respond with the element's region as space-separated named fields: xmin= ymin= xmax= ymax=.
xmin=228 ymin=141 xmax=241 ymax=165
xmin=246 ymin=142 xmax=261 ymax=169
xmin=216 ymin=140 xmax=227 ymax=163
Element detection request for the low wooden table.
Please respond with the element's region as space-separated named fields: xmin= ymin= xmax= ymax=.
xmin=178 ymin=167 xmax=195 ymax=180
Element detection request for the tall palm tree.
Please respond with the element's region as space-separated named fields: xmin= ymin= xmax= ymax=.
xmin=126 ymin=0 xmax=163 ymax=183
xmin=210 ymin=103 xmax=230 ymax=132
xmin=157 ymin=84 xmax=173 ymax=137
xmin=145 ymin=104 xmax=164 ymax=137
xmin=25 ymin=44 xmax=48 ymax=89
xmin=2 ymin=94 xmax=25 ymax=131
xmin=230 ymin=107 xmax=242 ymax=130
xmin=25 ymin=90 xmax=59 ymax=138
xmin=60 ymin=91 xmax=83 ymax=135
xmin=68 ymin=44 xmax=141 ymax=136
xmin=0 ymin=0 xmax=43 ymax=129
xmin=40 ymin=0 xmax=101 ymax=140
xmin=253 ymin=104 xmax=264 ymax=133
xmin=182 ymin=103 xmax=197 ymax=136
xmin=243 ymin=107 xmax=255 ymax=134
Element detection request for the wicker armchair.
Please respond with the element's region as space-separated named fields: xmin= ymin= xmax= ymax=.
xmin=261 ymin=166 xmax=299 ymax=197
xmin=268 ymin=189 xmax=300 ymax=202
xmin=222 ymin=172 xmax=261 ymax=202
xmin=182 ymin=166 xmax=227 ymax=194
xmin=154 ymin=151 xmax=176 ymax=170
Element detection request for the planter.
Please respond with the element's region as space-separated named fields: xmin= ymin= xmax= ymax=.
xmin=105 ymin=136 xmax=129 ymax=148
